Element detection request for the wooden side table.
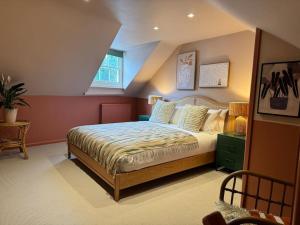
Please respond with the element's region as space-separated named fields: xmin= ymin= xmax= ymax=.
xmin=0 ymin=121 xmax=30 ymax=159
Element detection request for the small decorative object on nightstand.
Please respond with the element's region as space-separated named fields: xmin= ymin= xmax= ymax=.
xmin=216 ymin=133 xmax=245 ymax=171
xmin=138 ymin=115 xmax=150 ymax=121
xmin=229 ymin=102 xmax=248 ymax=136
xmin=0 ymin=121 xmax=30 ymax=159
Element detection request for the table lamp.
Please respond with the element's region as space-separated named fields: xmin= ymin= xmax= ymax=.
xmin=148 ymin=95 xmax=163 ymax=111
xmin=229 ymin=102 xmax=248 ymax=136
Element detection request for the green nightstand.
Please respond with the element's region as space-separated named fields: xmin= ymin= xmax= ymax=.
xmin=216 ymin=133 xmax=245 ymax=171
xmin=138 ymin=115 xmax=150 ymax=121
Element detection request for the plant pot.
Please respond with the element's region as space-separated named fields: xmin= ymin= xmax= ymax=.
xmin=4 ymin=108 xmax=18 ymax=123
xmin=270 ymin=97 xmax=288 ymax=110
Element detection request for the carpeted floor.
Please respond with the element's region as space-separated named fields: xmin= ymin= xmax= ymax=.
xmin=0 ymin=142 xmax=232 ymax=225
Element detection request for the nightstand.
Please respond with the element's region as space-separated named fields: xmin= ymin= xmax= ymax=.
xmin=216 ymin=133 xmax=245 ymax=171
xmin=138 ymin=115 xmax=150 ymax=121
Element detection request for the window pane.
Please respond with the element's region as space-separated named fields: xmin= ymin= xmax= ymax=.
xmin=109 ymin=55 xmax=119 ymax=68
xmin=99 ymin=67 xmax=109 ymax=81
xmin=94 ymin=72 xmax=100 ymax=81
xmin=109 ymin=68 xmax=119 ymax=83
xmin=92 ymin=50 xmax=123 ymax=88
xmin=101 ymin=55 xmax=109 ymax=67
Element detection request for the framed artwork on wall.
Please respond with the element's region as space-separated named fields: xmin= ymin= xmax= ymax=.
xmin=257 ymin=61 xmax=300 ymax=117
xmin=199 ymin=62 xmax=229 ymax=87
xmin=176 ymin=51 xmax=196 ymax=90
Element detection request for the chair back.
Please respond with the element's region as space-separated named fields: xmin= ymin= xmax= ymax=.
xmin=219 ymin=170 xmax=294 ymax=217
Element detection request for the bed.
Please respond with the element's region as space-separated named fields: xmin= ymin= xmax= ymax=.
xmin=67 ymin=95 xmax=229 ymax=201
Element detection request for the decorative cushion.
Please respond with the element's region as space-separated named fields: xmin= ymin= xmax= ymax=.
xmin=170 ymin=106 xmax=184 ymax=124
xmin=202 ymin=109 xmax=222 ymax=132
xmin=216 ymin=201 xmax=290 ymax=225
xmin=177 ymin=104 xmax=208 ymax=132
xmin=215 ymin=201 xmax=250 ymax=223
xmin=149 ymin=100 xmax=176 ymax=124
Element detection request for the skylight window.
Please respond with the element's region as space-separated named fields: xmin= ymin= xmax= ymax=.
xmin=92 ymin=49 xmax=123 ymax=89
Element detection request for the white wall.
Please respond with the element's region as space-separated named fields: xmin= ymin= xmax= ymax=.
xmin=139 ymin=31 xmax=255 ymax=103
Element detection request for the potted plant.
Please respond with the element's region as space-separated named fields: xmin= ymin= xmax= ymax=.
xmin=0 ymin=74 xmax=30 ymax=123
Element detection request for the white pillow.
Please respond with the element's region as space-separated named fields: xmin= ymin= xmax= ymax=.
xmin=176 ymin=105 xmax=208 ymax=132
xmin=216 ymin=109 xmax=228 ymax=132
xmin=149 ymin=100 xmax=176 ymax=124
xmin=202 ymin=109 xmax=222 ymax=132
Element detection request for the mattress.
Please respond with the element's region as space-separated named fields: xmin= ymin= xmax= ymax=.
xmin=118 ymin=123 xmax=218 ymax=172
xmin=67 ymin=121 xmax=218 ymax=174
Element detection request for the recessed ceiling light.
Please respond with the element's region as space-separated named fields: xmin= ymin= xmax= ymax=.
xmin=153 ymin=26 xmax=159 ymax=31
xmin=187 ymin=13 xmax=195 ymax=18
xmin=83 ymin=0 xmax=90 ymax=2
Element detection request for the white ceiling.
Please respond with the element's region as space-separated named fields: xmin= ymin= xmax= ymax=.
xmin=211 ymin=0 xmax=300 ymax=49
xmin=103 ymin=0 xmax=251 ymax=50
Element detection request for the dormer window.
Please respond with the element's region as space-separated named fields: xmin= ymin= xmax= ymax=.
xmin=91 ymin=49 xmax=123 ymax=89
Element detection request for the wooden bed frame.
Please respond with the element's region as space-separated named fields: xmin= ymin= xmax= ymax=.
xmin=67 ymin=95 xmax=229 ymax=201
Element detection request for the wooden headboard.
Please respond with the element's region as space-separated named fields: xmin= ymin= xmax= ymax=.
xmin=170 ymin=95 xmax=228 ymax=109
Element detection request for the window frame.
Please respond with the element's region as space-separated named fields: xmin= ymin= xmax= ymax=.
xmin=91 ymin=49 xmax=123 ymax=89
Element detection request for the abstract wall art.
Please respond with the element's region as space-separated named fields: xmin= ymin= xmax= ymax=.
xmin=258 ymin=61 xmax=300 ymax=117
xmin=176 ymin=51 xmax=196 ymax=90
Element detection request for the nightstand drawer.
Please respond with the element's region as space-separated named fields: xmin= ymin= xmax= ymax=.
xmin=217 ymin=135 xmax=244 ymax=153
xmin=217 ymin=151 xmax=238 ymax=170
xmin=223 ymin=157 xmax=235 ymax=169
xmin=216 ymin=133 xmax=245 ymax=171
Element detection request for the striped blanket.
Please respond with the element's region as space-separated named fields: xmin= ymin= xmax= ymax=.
xmin=67 ymin=121 xmax=199 ymax=175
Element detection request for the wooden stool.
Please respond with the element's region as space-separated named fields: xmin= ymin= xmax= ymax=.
xmin=0 ymin=121 xmax=30 ymax=159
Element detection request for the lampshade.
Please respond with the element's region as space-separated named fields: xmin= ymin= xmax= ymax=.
xmin=229 ymin=102 xmax=248 ymax=117
xmin=148 ymin=95 xmax=163 ymax=105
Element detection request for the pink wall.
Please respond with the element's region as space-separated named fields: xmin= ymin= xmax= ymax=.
xmin=0 ymin=96 xmax=137 ymax=146
xmin=136 ymin=98 xmax=151 ymax=116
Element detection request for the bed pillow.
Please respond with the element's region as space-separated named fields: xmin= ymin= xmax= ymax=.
xmin=216 ymin=109 xmax=228 ymax=132
xmin=177 ymin=104 xmax=208 ymax=132
xmin=170 ymin=106 xmax=184 ymax=124
xmin=202 ymin=109 xmax=222 ymax=132
xmin=149 ymin=100 xmax=176 ymax=124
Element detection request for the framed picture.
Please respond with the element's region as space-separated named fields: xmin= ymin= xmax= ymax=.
xmin=176 ymin=51 xmax=196 ymax=90
xmin=199 ymin=62 xmax=229 ymax=87
xmin=257 ymin=61 xmax=300 ymax=117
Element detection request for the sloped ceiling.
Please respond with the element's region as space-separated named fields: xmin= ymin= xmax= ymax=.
xmin=101 ymin=0 xmax=250 ymax=96
xmin=0 ymin=0 xmax=120 ymax=95
xmin=123 ymin=41 xmax=159 ymax=89
xmin=211 ymin=0 xmax=300 ymax=48
xmin=105 ymin=0 xmax=249 ymax=50
xmin=0 ymin=0 xmax=255 ymax=96
xmin=124 ymin=42 xmax=176 ymax=96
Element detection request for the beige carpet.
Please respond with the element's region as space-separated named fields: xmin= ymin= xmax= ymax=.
xmin=0 ymin=143 xmax=232 ymax=225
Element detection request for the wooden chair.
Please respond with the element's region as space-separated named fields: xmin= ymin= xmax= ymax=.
xmin=203 ymin=170 xmax=294 ymax=225
xmin=220 ymin=170 xmax=294 ymax=215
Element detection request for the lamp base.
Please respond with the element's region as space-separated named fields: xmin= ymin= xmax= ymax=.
xmin=234 ymin=116 xmax=247 ymax=136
